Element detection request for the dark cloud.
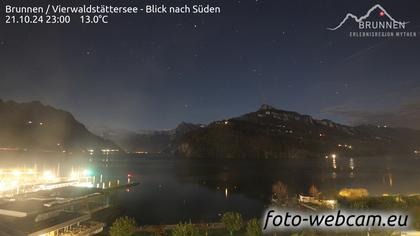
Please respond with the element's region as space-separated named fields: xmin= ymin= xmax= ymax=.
xmin=325 ymin=102 xmax=420 ymax=130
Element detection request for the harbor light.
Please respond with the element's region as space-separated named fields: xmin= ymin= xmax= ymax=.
xmin=83 ymin=169 xmax=94 ymax=176
xmin=42 ymin=170 xmax=55 ymax=180
xmin=70 ymin=171 xmax=78 ymax=179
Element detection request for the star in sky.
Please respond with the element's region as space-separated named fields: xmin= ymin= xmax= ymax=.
xmin=0 ymin=0 xmax=419 ymax=130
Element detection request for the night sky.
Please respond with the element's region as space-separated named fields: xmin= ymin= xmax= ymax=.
xmin=1 ymin=0 xmax=419 ymax=130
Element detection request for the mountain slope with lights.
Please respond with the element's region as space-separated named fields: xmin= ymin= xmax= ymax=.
xmin=0 ymin=99 xmax=118 ymax=153
xmin=173 ymin=104 xmax=420 ymax=159
xmin=93 ymin=122 xmax=202 ymax=153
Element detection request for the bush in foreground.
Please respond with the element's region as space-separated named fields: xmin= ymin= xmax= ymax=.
xmin=171 ymin=222 xmax=200 ymax=236
xmin=110 ymin=216 xmax=138 ymax=236
xmin=245 ymin=218 xmax=262 ymax=236
xmin=221 ymin=212 xmax=243 ymax=235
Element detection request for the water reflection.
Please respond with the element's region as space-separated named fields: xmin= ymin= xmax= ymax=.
xmin=388 ymin=173 xmax=393 ymax=187
xmin=109 ymin=157 xmax=418 ymax=223
xmin=2 ymin=155 xmax=420 ymax=224
xmin=349 ymin=158 xmax=355 ymax=170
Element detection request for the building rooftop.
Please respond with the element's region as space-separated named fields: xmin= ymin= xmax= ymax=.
xmin=0 ymin=211 xmax=90 ymax=236
xmin=0 ymin=186 xmax=103 ymax=216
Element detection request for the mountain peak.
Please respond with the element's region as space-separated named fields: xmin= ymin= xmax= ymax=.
xmin=259 ymin=104 xmax=276 ymax=111
xmin=173 ymin=122 xmax=202 ymax=134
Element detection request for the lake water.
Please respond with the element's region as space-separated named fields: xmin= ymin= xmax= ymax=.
xmin=1 ymin=152 xmax=419 ymax=224
xmin=94 ymin=156 xmax=420 ymax=225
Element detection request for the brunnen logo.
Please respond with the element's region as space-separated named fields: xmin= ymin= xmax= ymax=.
xmin=327 ymin=4 xmax=416 ymax=38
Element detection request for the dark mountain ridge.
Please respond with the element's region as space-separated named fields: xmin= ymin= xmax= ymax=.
xmin=174 ymin=104 xmax=420 ymax=159
xmin=0 ymin=99 xmax=118 ymax=153
xmin=95 ymin=122 xmax=202 ymax=153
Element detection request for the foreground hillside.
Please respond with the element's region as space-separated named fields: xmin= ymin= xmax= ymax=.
xmin=0 ymin=100 xmax=118 ymax=153
xmin=174 ymin=105 xmax=420 ymax=159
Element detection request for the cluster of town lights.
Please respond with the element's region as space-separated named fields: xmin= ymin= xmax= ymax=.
xmin=338 ymin=144 xmax=352 ymax=149
xmin=0 ymin=168 xmax=94 ymax=196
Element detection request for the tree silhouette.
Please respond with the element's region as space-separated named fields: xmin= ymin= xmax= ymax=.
xmin=308 ymin=184 xmax=319 ymax=198
xmin=109 ymin=216 xmax=137 ymax=236
xmin=172 ymin=222 xmax=200 ymax=236
xmin=245 ymin=218 xmax=263 ymax=236
xmin=272 ymin=181 xmax=288 ymax=201
xmin=221 ymin=212 xmax=243 ymax=235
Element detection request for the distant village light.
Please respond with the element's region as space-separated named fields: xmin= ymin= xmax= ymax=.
xmin=338 ymin=144 xmax=352 ymax=149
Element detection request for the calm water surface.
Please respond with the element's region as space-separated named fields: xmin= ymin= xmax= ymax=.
xmin=95 ymin=157 xmax=420 ymax=224
xmin=1 ymin=153 xmax=419 ymax=224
